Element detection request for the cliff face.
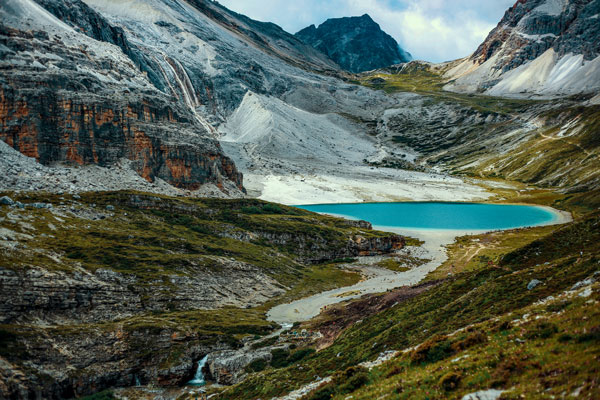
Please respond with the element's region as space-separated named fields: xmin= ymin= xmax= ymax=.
xmin=0 ymin=76 xmax=243 ymax=191
xmin=296 ymin=14 xmax=411 ymax=73
xmin=0 ymin=0 xmax=245 ymax=194
xmin=471 ymin=0 xmax=600 ymax=71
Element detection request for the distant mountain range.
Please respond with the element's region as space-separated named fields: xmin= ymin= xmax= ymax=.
xmin=295 ymin=14 xmax=412 ymax=73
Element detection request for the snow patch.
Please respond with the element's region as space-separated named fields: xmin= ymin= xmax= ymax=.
xmin=485 ymin=50 xmax=600 ymax=97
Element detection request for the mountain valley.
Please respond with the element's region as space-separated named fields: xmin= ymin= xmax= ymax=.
xmin=0 ymin=0 xmax=599 ymax=399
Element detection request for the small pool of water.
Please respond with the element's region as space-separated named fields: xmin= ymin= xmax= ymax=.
xmin=298 ymin=202 xmax=558 ymax=230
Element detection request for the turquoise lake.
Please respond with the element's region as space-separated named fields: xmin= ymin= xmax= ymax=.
xmin=297 ymin=202 xmax=558 ymax=230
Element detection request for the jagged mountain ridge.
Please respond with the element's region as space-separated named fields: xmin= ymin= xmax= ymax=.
xmin=296 ymin=14 xmax=411 ymax=73
xmin=0 ymin=0 xmax=354 ymax=197
xmin=445 ymin=0 xmax=600 ymax=97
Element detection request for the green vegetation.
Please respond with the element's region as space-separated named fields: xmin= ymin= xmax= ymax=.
xmin=359 ymin=65 xmax=542 ymax=115
xmin=303 ymin=366 xmax=370 ymax=400
xmin=0 ymin=190 xmax=393 ymax=289
xmin=376 ymin=258 xmax=411 ymax=272
xmin=81 ymin=391 xmax=116 ymax=400
xmin=460 ymin=105 xmax=600 ymax=191
xmin=0 ymin=190 xmax=404 ymax=388
xmin=426 ymin=224 xmax=557 ymax=281
xmin=221 ymin=211 xmax=600 ymax=399
xmin=337 ymin=283 xmax=599 ymax=399
xmin=376 ymin=253 xmax=430 ymax=272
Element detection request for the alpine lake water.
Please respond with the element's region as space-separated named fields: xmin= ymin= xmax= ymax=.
xmin=297 ymin=202 xmax=559 ymax=231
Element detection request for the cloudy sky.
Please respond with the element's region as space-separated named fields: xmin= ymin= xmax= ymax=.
xmin=218 ymin=0 xmax=516 ymax=62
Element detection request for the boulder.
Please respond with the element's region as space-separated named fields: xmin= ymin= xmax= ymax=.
xmin=527 ymin=279 xmax=542 ymax=290
xmin=0 ymin=196 xmax=14 ymax=206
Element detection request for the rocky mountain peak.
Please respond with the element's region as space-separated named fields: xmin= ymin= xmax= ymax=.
xmin=295 ymin=14 xmax=411 ymax=73
xmin=445 ymin=0 xmax=600 ymax=97
xmin=471 ymin=0 xmax=600 ymax=70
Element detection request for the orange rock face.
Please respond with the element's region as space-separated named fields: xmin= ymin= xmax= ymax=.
xmin=0 ymin=87 xmax=244 ymax=192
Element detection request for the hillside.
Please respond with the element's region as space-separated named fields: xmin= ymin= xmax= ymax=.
xmin=359 ymin=64 xmax=600 ymax=192
xmin=0 ymin=0 xmax=599 ymax=399
xmin=221 ymin=210 xmax=600 ymax=400
xmin=444 ymin=0 xmax=600 ymax=97
xmin=0 ymin=191 xmax=403 ymax=397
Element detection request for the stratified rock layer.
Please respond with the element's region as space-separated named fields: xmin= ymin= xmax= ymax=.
xmin=472 ymin=0 xmax=600 ymax=71
xmin=0 ymin=0 xmax=244 ymax=193
xmin=445 ymin=0 xmax=600 ymax=96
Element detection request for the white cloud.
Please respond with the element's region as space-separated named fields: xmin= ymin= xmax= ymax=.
xmin=217 ymin=0 xmax=515 ymax=62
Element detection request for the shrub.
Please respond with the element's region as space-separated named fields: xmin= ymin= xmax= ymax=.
xmin=241 ymin=206 xmax=262 ymax=214
xmin=492 ymin=353 xmax=537 ymax=387
xmin=245 ymin=358 xmax=268 ymax=373
xmin=410 ymin=335 xmax=452 ymax=364
xmin=332 ymin=366 xmax=370 ymax=395
xmin=270 ymin=348 xmax=291 ymax=368
xmin=386 ymin=365 xmax=404 ymax=378
xmin=339 ymin=371 xmax=369 ymax=394
xmin=263 ymin=204 xmax=284 ymax=214
xmin=288 ymin=348 xmax=315 ymax=364
xmin=190 ymin=224 xmax=211 ymax=234
xmin=303 ymin=384 xmax=335 ymax=400
xmin=524 ymin=322 xmax=558 ymax=339
xmin=576 ymin=326 xmax=600 ymax=343
xmin=451 ymin=330 xmax=488 ymax=352
xmin=439 ymin=372 xmax=462 ymax=391
xmin=557 ymin=333 xmax=573 ymax=342
xmin=492 ymin=320 xmax=512 ymax=332
xmin=546 ymin=300 xmax=571 ymax=312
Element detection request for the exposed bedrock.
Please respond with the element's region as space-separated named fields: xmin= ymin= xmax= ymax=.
xmin=0 ymin=325 xmax=232 ymax=400
xmin=0 ymin=79 xmax=243 ymax=193
xmin=0 ymin=23 xmax=244 ymax=193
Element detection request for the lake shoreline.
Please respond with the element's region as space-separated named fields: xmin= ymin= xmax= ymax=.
xmin=267 ymin=202 xmax=572 ymax=326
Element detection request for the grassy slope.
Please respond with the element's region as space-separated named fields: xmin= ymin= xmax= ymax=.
xmin=457 ymin=105 xmax=600 ymax=191
xmin=0 ymin=191 xmax=392 ymax=285
xmin=358 ymin=66 xmax=600 ymax=192
xmin=358 ymin=67 xmax=541 ymax=116
xmin=221 ymin=211 xmax=600 ymax=399
xmin=1 ymin=191 xmax=405 ymax=380
xmin=330 ymin=280 xmax=600 ymax=399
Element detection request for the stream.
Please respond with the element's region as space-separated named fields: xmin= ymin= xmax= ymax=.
xmin=267 ymin=227 xmax=456 ymax=325
xmin=187 ymin=354 xmax=209 ymax=386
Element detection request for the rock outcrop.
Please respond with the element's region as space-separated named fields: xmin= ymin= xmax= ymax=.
xmin=296 ymin=14 xmax=411 ymax=73
xmin=0 ymin=191 xmax=405 ymax=398
xmin=471 ymin=0 xmax=600 ymax=71
xmin=0 ymin=323 xmax=233 ymax=399
xmin=0 ymin=0 xmax=245 ymax=194
xmin=445 ymin=0 xmax=600 ymax=96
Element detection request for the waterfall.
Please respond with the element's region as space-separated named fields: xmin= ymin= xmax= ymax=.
xmin=188 ymin=354 xmax=209 ymax=386
xmin=135 ymin=375 xmax=141 ymax=387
